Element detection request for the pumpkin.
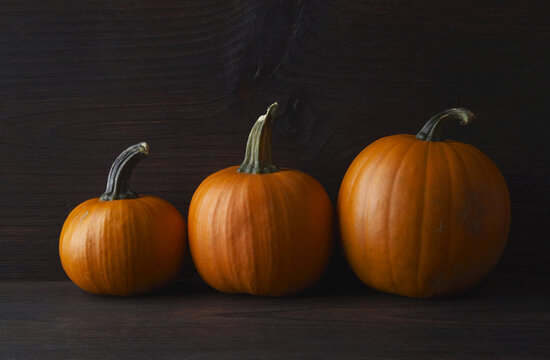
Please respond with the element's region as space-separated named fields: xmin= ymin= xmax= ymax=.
xmin=59 ymin=143 xmax=186 ymax=295
xmin=188 ymin=103 xmax=333 ymax=296
xmin=338 ymin=108 xmax=510 ymax=298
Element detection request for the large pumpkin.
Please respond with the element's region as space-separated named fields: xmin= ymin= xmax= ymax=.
xmin=60 ymin=143 xmax=186 ymax=295
xmin=188 ymin=103 xmax=333 ymax=296
xmin=338 ymin=108 xmax=510 ymax=298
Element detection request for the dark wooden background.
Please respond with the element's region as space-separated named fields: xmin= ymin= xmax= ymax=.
xmin=2 ymin=0 xmax=549 ymax=282
xmin=1 ymin=1 xmax=550 ymax=358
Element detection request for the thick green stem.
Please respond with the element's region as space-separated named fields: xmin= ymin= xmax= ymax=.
xmin=238 ymin=102 xmax=280 ymax=174
xmin=416 ymin=108 xmax=476 ymax=142
xmin=100 ymin=142 xmax=149 ymax=201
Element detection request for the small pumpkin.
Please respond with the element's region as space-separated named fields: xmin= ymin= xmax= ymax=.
xmin=59 ymin=143 xmax=186 ymax=295
xmin=338 ymin=108 xmax=510 ymax=298
xmin=188 ymin=103 xmax=333 ymax=296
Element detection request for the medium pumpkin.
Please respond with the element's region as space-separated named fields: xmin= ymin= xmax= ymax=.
xmin=188 ymin=103 xmax=333 ymax=296
xmin=59 ymin=143 xmax=186 ymax=295
xmin=338 ymin=109 xmax=510 ymax=298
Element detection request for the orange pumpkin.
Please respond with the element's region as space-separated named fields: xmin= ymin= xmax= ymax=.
xmin=338 ymin=108 xmax=510 ymax=298
xmin=188 ymin=103 xmax=333 ymax=296
xmin=59 ymin=143 xmax=186 ymax=295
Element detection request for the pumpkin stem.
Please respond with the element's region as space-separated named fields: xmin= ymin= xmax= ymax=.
xmin=416 ymin=108 xmax=476 ymax=142
xmin=238 ymin=102 xmax=280 ymax=174
xmin=100 ymin=142 xmax=149 ymax=201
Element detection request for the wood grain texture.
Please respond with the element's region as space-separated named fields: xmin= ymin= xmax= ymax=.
xmin=1 ymin=276 xmax=549 ymax=359
xmin=1 ymin=0 xmax=549 ymax=282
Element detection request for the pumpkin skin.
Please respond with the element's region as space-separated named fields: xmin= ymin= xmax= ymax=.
xmin=59 ymin=143 xmax=186 ymax=295
xmin=338 ymin=109 xmax=510 ymax=298
xmin=188 ymin=103 xmax=333 ymax=296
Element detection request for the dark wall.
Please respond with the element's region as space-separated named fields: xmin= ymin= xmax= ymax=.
xmin=1 ymin=1 xmax=548 ymax=281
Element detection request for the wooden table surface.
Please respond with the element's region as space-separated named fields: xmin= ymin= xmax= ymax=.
xmin=1 ymin=273 xmax=549 ymax=359
xmin=1 ymin=1 xmax=549 ymax=358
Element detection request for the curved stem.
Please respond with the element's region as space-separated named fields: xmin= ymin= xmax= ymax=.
xmin=416 ymin=108 xmax=476 ymax=142
xmin=238 ymin=102 xmax=280 ymax=174
xmin=100 ymin=142 xmax=149 ymax=201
